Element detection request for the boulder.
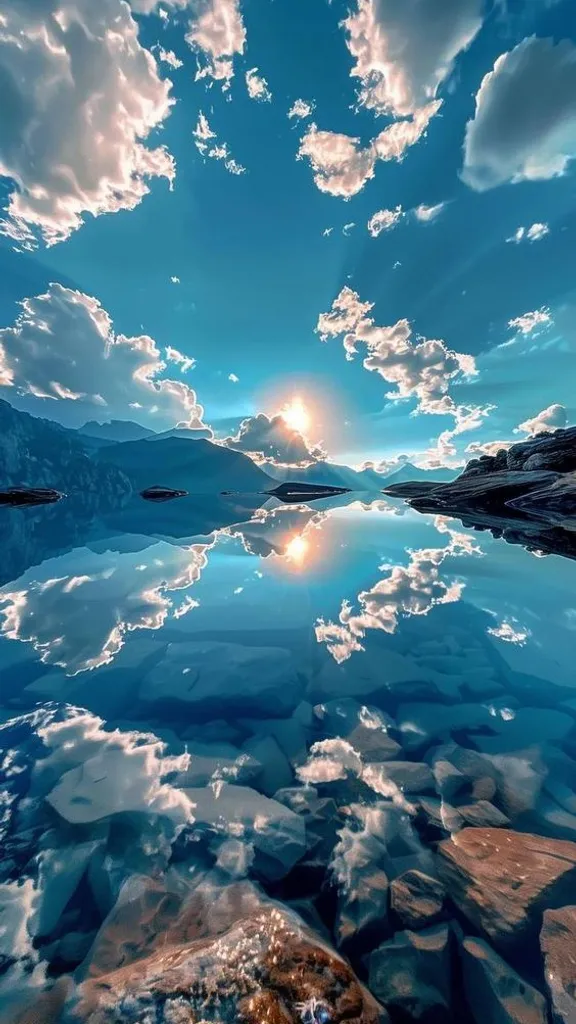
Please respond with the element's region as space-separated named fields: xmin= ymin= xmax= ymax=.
xmin=459 ymin=935 xmax=548 ymax=1024
xmin=437 ymin=828 xmax=576 ymax=951
xmin=335 ymin=866 xmax=390 ymax=955
xmin=311 ymin=648 xmax=435 ymax=703
xmin=242 ymin=735 xmax=293 ymax=797
xmin=369 ymin=924 xmax=452 ymax=1020
xmin=175 ymin=740 xmax=260 ymax=787
xmin=375 ymin=761 xmax=435 ymax=795
xmin=540 ymin=906 xmax=576 ymax=1023
xmin=139 ymin=641 xmax=303 ymax=719
xmin=314 ymin=699 xmax=401 ymax=762
xmin=456 ymin=800 xmax=510 ymax=829
xmin=390 ymin=870 xmax=445 ymax=930
xmin=396 ymin=702 xmax=494 ymax=753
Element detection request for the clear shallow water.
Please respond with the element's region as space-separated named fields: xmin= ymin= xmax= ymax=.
xmin=1 ymin=493 xmax=575 ymax=1021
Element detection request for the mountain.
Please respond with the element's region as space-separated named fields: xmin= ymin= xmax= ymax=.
xmin=381 ymin=462 xmax=458 ymax=486
xmin=266 ymin=460 xmax=384 ymax=491
xmin=78 ymin=419 xmax=156 ymax=444
xmin=95 ymin=436 xmax=275 ymax=492
xmin=0 ymin=399 xmax=132 ymax=507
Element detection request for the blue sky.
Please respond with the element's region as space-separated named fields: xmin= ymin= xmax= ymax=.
xmin=1 ymin=0 xmax=575 ymax=468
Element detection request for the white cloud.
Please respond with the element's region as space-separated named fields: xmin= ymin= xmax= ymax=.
xmin=131 ymin=0 xmax=190 ymax=12
xmin=165 ymin=346 xmax=196 ymax=373
xmin=515 ymin=402 xmax=567 ymax=437
xmin=0 ymin=283 xmax=211 ymax=431
xmin=316 ymin=517 xmax=480 ymax=662
xmin=462 ymin=36 xmax=576 ymax=191
xmin=298 ymin=103 xmax=437 ymax=198
xmin=487 ymin=619 xmax=530 ymax=645
xmin=506 ymin=222 xmax=550 ymax=244
xmin=342 ymin=0 xmax=483 ymax=118
xmin=246 ymin=68 xmax=272 ymax=102
xmin=465 ymin=439 xmax=513 ymax=458
xmin=508 ymin=307 xmax=553 ymax=335
xmin=170 ymin=275 xmax=181 ymax=284
xmin=155 ymin=46 xmax=184 ymax=69
xmin=288 ymin=99 xmax=315 ymax=121
xmin=317 ymin=286 xmax=478 ymax=419
xmin=343 ymin=222 xmax=356 ymax=236
xmin=414 ymin=201 xmax=446 ymax=222
xmin=223 ymin=413 xmax=326 ymax=466
xmin=228 ymin=372 xmax=239 ymax=382
xmin=323 ymin=227 xmax=334 ymax=237
xmin=186 ymin=0 xmax=246 ymax=89
xmin=193 ymin=113 xmax=246 ymax=175
xmin=0 ymin=0 xmax=176 ymax=249
xmin=367 ymin=206 xmax=404 ymax=237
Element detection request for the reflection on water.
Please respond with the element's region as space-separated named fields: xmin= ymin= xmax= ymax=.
xmin=1 ymin=493 xmax=576 ymax=1022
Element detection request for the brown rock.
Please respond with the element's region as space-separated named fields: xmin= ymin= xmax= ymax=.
xmin=437 ymin=828 xmax=576 ymax=951
xmin=459 ymin=935 xmax=548 ymax=1024
xmin=390 ymin=870 xmax=445 ymax=930
xmin=457 ymin=800 xmax=510 ymax=829
xmin=369 ymin=924 xmax=452 ymax=1020
xmin=540 ymin=906 xmax=576 ymax=1023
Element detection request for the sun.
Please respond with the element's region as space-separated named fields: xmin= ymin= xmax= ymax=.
xmin=280 ymin=397 xmax=311 ymax=434
xmin=284 ymin=534 xmax=309 ymax=566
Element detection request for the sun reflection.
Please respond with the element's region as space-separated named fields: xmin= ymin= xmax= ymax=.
xmin=280 ymin=397 xmax=311 ymax=434
xmin=284 ymin=534 xmax=309 ymax=566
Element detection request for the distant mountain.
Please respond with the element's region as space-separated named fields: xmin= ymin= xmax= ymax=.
xmin=381 ymin=462 xmax=458 ymax=486
xmin=79 ymin=419 xmax=156 ymax=444
xmin=266 ymin=461 xmax=384 ymax=491
xmin=95 ymin=436 xmax=275 ymax=493
xmin=0 ymin=399 xmax=132 ymax=507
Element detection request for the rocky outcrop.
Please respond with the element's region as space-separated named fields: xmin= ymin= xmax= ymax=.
xmin=0 ymin=398 xmax=132 ymax=507
xmin=437 ymin=829 xmax=576 ymax=952
xmin=384 ymin=426 xmax=576 ymax=561
xmin=459 ymin=935 xmax=548 ymax=1024
xmin=540 ymin=906 xmax=576 ymax=1023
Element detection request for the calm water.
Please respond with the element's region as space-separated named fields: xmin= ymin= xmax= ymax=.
xmin=1 ymin=493 xmax=575 ymax=1019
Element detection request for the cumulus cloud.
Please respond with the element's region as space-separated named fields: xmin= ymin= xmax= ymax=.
xmin=288 ymin=99 xmax=315 ymax=121
xmin=228 ymin=372 xmax=239 ymax=382
xmin=223 ymin=413 xmax=326 ymax=466
xmin=515 ymin=402 xmax=567 ymax=437
xmin=506 ymin=222 xmax=550 ymax=244
xmin=297 ymin=103 xmax=438 ymax=198
xmin=317 ymin=286 xmax=480 ymax=436
xmin=316 ymin=516 xmax=481 ymax=662
xmin=186 ymin=0 xmax=246 ymax=89
xmin=245 ymin=68 xmax=272 ymax=102
xmin=462 ymin=36 xmax=576 ymax=191
xmin=367 ymin=206 xmax=404 ymax=237
xmin=0 ymin=539 xmax=213 ymax=675
xmin=193 ymin=113 xmax=246 ymax=174
xmin=0 ymin=0 xmax=176 ymax=249
xmin=465 ymin=439 xmax=513 ymax=458
xmin=0 ymin=283 xmax=211 ymax=431
xmin=414 ymin=201 xmax=446 ymax=222
xmin=155 ymin=46 xmax=184 ymax=69
xmin=342 ymin=0 xmax=484 ymax=118
xmin=508 ymin=307 xmax=553 ymax=335
xmin=487 ymin=619 xmax=530 ymax=645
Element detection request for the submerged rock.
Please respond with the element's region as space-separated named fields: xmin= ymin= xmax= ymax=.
xmin=368 ymin=923 xmax=452 ymax=1020
xmin=437 ymin=828 xmax=576 ymax=951
xmin=0 ymin=487 xmax=64 ymax=506
xmin=540 ymin=906 xmax=576 ymax=1023
xmin=459 ymin=935 xmax=548 ymax=1024
xmin=140 ymin=485 xmax=188 ymax=501
xmin=390 ymin=870 xmax=445 ymax=930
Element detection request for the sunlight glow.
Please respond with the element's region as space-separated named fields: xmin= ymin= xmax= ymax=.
xmin=284 ymin=534 xmax=309 ymax=566
xmin=280 ymin=397 xmax=311 ymax=434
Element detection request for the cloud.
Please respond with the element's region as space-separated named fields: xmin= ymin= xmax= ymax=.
xmin=343 ymin=222 xmax=356 ymax=236
xmin=487 ymin=619 xmax=530 ymax=645
xmin=360 ymin=454 xmax=411 ymax=476
xmin=193 ymin=113 xmax=246 ymax=174
xmin=0 ymin=283 xmax=212 ymax=431
xmin=297 ymin=103 xmax=438 ymax=198
xmin=514 ymin=402 xmax=567 ymax=437
xmin=367 ymin=206 xmax=404 ymax=237
xmin=186 ymin=0 xmax=246 ymax=89
xmin=506 ymin=222 xmax=550 ymax=244
xmin=155 ymin=46 xmax=184 ymax=68
xmin=223 ymin=413 xmax=326 ymax=466
xmin=462 ymin=36 xmax=576 ymax=191
xmin=165 ymin=346 xmax=196 ymax=373
xmin=131 ymin=0 xmax=190 ymax=11
xmin=316 ymin=517 xmax=481 ymax=662
xmin=342 ymin=0 xmax=483 ymax=118
xmin=0 ymin=0 xmax=176 ymax=249
xmin=0 ymin=539 xmax=213 ymax=675
xmin=465 ymin=439 xmax=513 ymax=458
xmin=246 ymin=68 xmax=272 ymax=102
xmin=414 ymin=201 xmax=446 ymax=222
xmin=228 ymin=373 xmax=239 ymax=382
xmin=508 ymin=307 xmax=553 ymax=335
xmin=288 ymin=99 xmax=315 ymax=121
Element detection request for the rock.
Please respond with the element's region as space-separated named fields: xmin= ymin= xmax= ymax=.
xmin=139 ymin=641 xmax=303 ymax=719
xmin=242 ymin=734 xmax=293 ymax=797
xmin=239 ymin=713 xmax=310 ymax=764
xmin=311 ymin=648 xmax=435 ymax=703
xmin=473 ymin=707 xmax=574 ymax=755
xmin=314 ymin=698 xmax=401 ymax=762
xmin=459 ymin=935 xmax=548 ymax=1024
xmin=335 ymin=866 xmax=390 ymax=955
xmin=175 ymin=740 xmax=260 ymax=788
xmin=527 ymin=796 xmax=576 ymax=843
xmin=369 ymin=924 xmax=452 ymax=1020
xmin=140 ymin=485 xmax=188 ymax=501
xmin=540 ymin=906 xmax=576 ymax=1023
xmin=390 ymin=870 xmax=445 ymax=930
xmin=437 ymin=828 xmax=576 ymax=951
xmin=274 ymin=786 xmax=340 ymax=864
xmin=182 ymin=784 xmax=306 ymax=881
xmin=375 ymin=761 xmax=435 ymax=795
xmin=507 ymin=472 xmax=576 ymax=525
xmin=396 ymin=702 xmax=494 ymax=753
xmin=456 ymin=800 xmax=510 ymax=829
xmin=0 ymin=486 xmax=63 ymax=506
xmin=417 ymin=796 xmax=464 ymax=834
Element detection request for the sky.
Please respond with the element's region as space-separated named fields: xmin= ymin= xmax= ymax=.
xmin=0 ymin=0 xmax=575 ymax=470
